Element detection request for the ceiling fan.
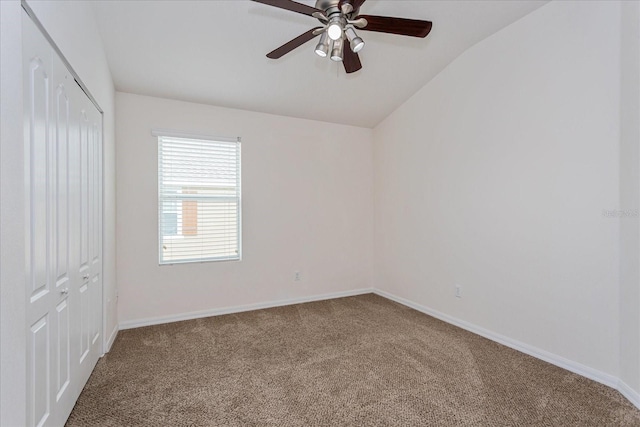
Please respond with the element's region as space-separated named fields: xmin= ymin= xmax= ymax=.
xmin=252 ymin=0 xmax=432 ymax=74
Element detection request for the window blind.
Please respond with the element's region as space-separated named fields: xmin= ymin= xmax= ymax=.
xmin=157 ymin=134 xmax=241 ymax=264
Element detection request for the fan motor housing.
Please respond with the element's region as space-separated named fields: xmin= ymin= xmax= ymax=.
xmin=315 ymin=0 xmax=340 ymax=10
xmin=315 ymin=0 xmax=353 ymax=16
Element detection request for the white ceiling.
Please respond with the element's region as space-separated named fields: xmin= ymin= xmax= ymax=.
xmin=91 ymin=0 xmax=547 ymax=128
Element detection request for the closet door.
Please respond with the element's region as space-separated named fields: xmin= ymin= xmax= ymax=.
xmin=74 ymin=88 xmax=103 ymax=391
xmin=23 ymin=11 xmax=103 ymax=427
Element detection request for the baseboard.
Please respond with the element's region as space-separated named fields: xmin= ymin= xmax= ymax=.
xmin=618 ymin=380 xmax=640 ymax=410
xmin=105 ymin=324 xmax=119 ymax=352
xmin=373 ymin=289 xmax=621 ymax=390
xmin=119 ymin=288 xmax=375 ymax=330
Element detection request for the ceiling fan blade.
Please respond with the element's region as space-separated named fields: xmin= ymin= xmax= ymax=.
xmin=251 ymin=0 xmax=322 ymax=17
xmin=343 ymin=47 xmax=362 ymax=74
xmin=266 ymin=27 xmax=323 ymax=59
xmin=338 ymin=0 xmax=367 ymax=14
xmin=357 ymin=14 xmax=432 ymax=38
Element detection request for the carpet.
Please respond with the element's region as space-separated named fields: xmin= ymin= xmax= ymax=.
xmin=66 ymin=293 xmax=640 ymax=426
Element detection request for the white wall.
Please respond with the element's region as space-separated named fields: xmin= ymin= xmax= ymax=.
xmin=26 ymin=0 xmax=118 ymax=348
xmin=619 ymin=0 xmax=640 ymax=395
xmin=1 ymin=2 xmax=27 ymax=425
xmin=0 ymin=1 xmax=116 ymax=424
xmin=116 ymin=92 xmax=374 ymax=325
xmin=373 ymin=0 xmax=622 ymax=381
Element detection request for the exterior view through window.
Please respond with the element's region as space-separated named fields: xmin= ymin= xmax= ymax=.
xmin=157 ymin=133 xmax=241 ymax=264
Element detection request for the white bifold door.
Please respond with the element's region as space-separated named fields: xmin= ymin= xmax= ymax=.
xmin=23 ymin=11 xmax=103 ymax=427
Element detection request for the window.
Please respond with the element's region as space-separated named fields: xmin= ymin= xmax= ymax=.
xmin=155 ymin=131 xmax=241 ymax=264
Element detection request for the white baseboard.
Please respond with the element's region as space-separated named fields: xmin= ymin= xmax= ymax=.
xmin=618 ymin=380 xmax=640 ymax=410
xmin=373 ymin=289 xmax=621 ymax=389
xmin=105 ymin=324 xmax=119 ymax=352
xmin=119 ymin=288 xmax=375 ymax=330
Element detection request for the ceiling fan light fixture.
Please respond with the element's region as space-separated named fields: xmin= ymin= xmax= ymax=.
xmin=327 ymin=15 xmax=344 ymax=41
xmin=345 ymin=26 xmax=365 ymax=53
xmin=327 ymin=23 xmax=342 ymax=40
xmin=330 ymin=37 xmax=344 ymax=62
xmin=314 ymin=31 xmax=330 ymax=57
xmin=351 ymin=37 xmax=364 ymax=53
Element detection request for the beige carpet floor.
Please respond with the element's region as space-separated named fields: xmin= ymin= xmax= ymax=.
xmin=67 ymin=294 xmax=640 ymax=426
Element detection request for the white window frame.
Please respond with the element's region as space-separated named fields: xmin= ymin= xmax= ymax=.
xmin=153 ymin=129 xmax=242 ymax=265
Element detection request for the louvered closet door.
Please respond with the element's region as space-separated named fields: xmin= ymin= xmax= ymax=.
xmin=23 ymin=12 xmax=103 ymax=427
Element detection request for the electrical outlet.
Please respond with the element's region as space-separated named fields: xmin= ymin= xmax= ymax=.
xmin=455 ymin=285 xmax=462 ymax=298
xmin=294 ymin=271 xmax=301 ymax=281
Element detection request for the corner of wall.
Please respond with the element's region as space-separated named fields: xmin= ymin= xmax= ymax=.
xmin=619 ymin=0 xmax=640 ymax=396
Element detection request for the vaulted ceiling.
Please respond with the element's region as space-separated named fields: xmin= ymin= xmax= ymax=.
xmin=92 ymin=0 xmax=547 ymax=128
